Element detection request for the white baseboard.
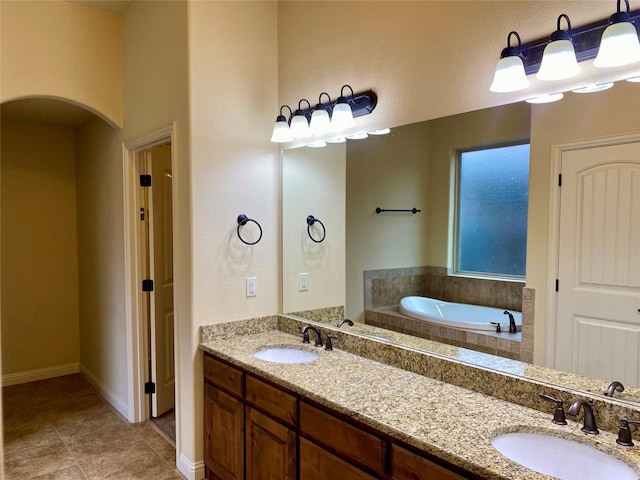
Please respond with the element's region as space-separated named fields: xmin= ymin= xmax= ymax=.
xmin=2 ymin=363 xmax=79 ymax=386
xmin=178 ymin=454 xmax=205 ymax=480
xmin=80 ymin=364 xmax=129 ymax=419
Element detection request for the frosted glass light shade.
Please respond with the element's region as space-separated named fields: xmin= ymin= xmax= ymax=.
xmin=537 ymin=40 xmax=581 ymax=80
xmin=331 ymin=102 xmax=355 ymax=131
xmin=270 ymin=118 xmax=293 ymax=143
xmin=310 ymin=109 xmax=331 ymax=136
xmin=490 ymin=56 xmax=530 ymax=92
xmin=290 ymin=114 xmax=311 ymax=139
xmin=594 ymin=21 xmax=640 ymax=68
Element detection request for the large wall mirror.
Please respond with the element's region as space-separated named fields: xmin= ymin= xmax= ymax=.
xmin=281 ymin=80 xmax=640 ymax=406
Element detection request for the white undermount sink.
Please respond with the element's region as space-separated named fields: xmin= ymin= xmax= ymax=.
xmin=491 ymin=432 xmax=638 ymax=480
xmin=253 ymin=347 xmax=319 ymax=364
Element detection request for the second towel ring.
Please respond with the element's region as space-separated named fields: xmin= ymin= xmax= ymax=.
xmin=306 ymin=215 xmax=326 ymax=243
xmin=237 ymin=214 xmax=263 ymax=245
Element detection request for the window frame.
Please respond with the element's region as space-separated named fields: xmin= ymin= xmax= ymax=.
xmin=451 ymin=140 xmax=530 ymax=282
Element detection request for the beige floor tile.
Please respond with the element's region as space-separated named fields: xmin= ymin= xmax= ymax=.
xmin=30 ymin=465 xmax=87 ymax=480
xmin=3 ymin=442 xmax=77 ymax=480
xmin=3 ymin=423 xmax=63 ymax=456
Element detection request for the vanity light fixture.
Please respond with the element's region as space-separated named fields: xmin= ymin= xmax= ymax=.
xmin=346 ymin=132 xmax=368 ymax=140
xmin=270 ymin=86 xmax=377 ymax=143
xmin=310 ymin=93 xmax=332 ymax=136
xmin=270 ymin=105 xmax=293 ymax=143
xmin=525 ymin=92 xmax=564 ymax=104
xmin=626 ymin=75 xmax=640 ymax=81
xmin=537 ymin=14 xmax=581 ymax=81
xmin=490 ymin=31 xmax=530 ymax=92
xmin=326 ymin=137 xmax=346 ymax=144
xmin=290 ymin=99 xmax=313 ymax=139
xmin=594 ymin=0 xmax=640 ymax=68
xmin=490 ymin=3 xmax=640 ymax=93
xmin=572 ymin=82 xmax=615 ymax=93
xmin=331 ymin=85 xmax=357 ymax=131
xmin=307 ymin=141 xmax=327 ymax=148
xmin=369 ymin=128 xmax=391 ymax=135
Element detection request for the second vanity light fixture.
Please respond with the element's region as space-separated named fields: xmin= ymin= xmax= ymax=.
xmin=270 ymin=85 xmax=378 ymax=143
xmin=490 ymin=0 xmax=640 ymax=94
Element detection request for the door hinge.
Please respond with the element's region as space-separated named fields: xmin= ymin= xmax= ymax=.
xmin=140 ymin=208 xmax=145 ymax=221
xmin=144 ymin=381 xmax=156 ymax=394
xmin=558 ymin=174 xmax=562 ymax=187
xmin=142 ymin=279 xmax=154 ymax=292
xmin=555 ymin=279 xmax=559 ymax=292
xmin=140 ymin=174 xmax=152 ymax=187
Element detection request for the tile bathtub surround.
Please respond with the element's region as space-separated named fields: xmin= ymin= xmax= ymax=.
xmin=204 ymin=315 xmax=640 ymax=436
xmin=200 ymin=328 xmax=640 ymax=480
xmin=520 ymin=287 xmax=535 ymax=364
xmin=284 ymin=305 xmax=345 ymax=323
xmin=365 ymin=307 xmax=522 ymax=361
xmin=2 ymin=374 xmax=183 ymax=480
xmin=364 ymin=266 xmax=529 ymax=360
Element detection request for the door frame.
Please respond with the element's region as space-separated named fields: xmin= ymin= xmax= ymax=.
xmin=545 ymin=131 xmax=640 ymax=368
xmin=123 ymin=123 xmax=176 ymax=423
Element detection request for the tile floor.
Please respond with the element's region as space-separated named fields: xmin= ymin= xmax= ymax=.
xmin=2 ymin=374 xmax=185 ymax=479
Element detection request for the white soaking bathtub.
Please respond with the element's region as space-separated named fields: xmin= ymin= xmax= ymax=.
xmin=399 ymin=296 xmax=522 ymax=332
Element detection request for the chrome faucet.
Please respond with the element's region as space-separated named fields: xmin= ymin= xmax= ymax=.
xmin=567 ymin=399 xmax=599 ymax=434
xmin=503 ymin=310 xmax=517 ymax=333
xmin=300 ymin=325 xmax=323 ymax=347
xmin=616 ymin=417 xmax=640 ymax=446
xmin=604 ymin=380 xmax=624 ymax=397
xmin=337 ymin=319 xmax=354 ymax=328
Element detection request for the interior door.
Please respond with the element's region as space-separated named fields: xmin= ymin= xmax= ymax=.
xmin=149 ymin=144 xmax=175 ymax=416
xmin=555 ymin=141 xmax=640 ymax=387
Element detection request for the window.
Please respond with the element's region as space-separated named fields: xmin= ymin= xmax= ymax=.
xmin=455 ymin=142 xmax=530 ymax=278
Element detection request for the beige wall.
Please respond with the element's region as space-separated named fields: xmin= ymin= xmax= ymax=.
xmin=0 ymin=1 xmax=122 ymax=127
xmin=283 ymin=144 xmax=346 ymax=313
xmin=75 ymin=116 xmax=127 ymax=408
xmin=122 ymin=0 xmax=193 ymax=470
xmin=1 ymin=120 xmax=80 ymax=376
xmin=346 ymin=123 xmax=431 ymax=322
xmin=527 ymin=81 xmax=640 ymax=363
xmin=187 ymin=1 xmax=278 ymax=470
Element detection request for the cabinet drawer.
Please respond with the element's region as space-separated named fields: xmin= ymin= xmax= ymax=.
xmin=203 ymin=354 xmax=243 ymax=397
xmin=300 ymin=402 xmax=386 ymax=476
xmin=245 ymin=375 xmax=297 ymax=426
xmin=300 ymin=437 xmax=378 ymax=480
xmin=391 ymin=444 xmax=466 ymax=480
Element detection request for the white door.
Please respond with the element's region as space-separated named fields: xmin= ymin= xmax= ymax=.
xmin=148 ymin=144 xmax=175 ymax=417
xmin=556 ymin=141 xmax=640 ymax=387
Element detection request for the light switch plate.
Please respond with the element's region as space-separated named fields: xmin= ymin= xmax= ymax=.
xmin=298 ymin=273 xmax=309 ymax=291
xmin=246 ymin=277 xmax=257 ymax=297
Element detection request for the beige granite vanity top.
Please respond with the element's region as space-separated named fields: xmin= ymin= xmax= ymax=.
xmin=200 ymin=329 xmax=640 ymax=480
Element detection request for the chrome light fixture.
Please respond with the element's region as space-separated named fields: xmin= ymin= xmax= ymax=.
xmin=490 ymin=31 xmax=530 ymax=92
xmin=290 ymin=99 xmax=312 ymax=139
xmin=537 ymin=14 xmax=581 ymax=81
xmin=310 ymin=93 xmax=332 ymax=136
xmin=594 ymin=0 xmax=640 ymax=68
xmin=331 ymin=85 xmax=357 ymax=131
xmin=270 ymin=105 xmax=293 ymax=143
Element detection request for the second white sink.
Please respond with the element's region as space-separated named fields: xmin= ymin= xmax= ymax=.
xmin=491 ymin=432 xmax=638 ymax=480
xmin=253 ymin=347 xmax=319 ymax=364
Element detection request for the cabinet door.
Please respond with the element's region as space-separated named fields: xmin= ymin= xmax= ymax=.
xmin=204 ymin=383 xmax=244 ymax=480
xmin=245 ymin=407 xmax=296 ymax=480
xmin=300 ymin=437 xmax=378 ymax=480
xmin=391 ymin=444 xmax=467 ymax=480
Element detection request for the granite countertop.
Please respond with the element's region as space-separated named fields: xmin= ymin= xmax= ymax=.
xmin=200 ymin=329 xmax=640 ymax=480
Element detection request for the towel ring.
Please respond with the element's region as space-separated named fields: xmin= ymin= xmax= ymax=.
xmin=237 ymin=214 xmax=262 ymax=245
xmin=306 ymin=215 xmax=326 ymax=243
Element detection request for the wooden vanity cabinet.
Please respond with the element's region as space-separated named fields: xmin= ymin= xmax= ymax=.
xmin=391 ymin=444 xmax=467 ymax=480
xmin=203 ymin=352 xmax=474 ymax=480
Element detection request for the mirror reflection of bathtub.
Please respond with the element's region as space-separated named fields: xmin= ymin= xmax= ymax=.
xmin=398 ymin=296 xmax=522 ymax=332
